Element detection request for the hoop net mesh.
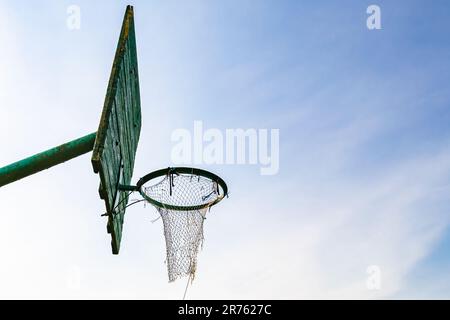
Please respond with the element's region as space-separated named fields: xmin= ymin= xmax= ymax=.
xmin=142 ymin=173 xmax=222 ymax=282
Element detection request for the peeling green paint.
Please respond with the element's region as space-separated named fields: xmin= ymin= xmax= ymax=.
xmin=91 ymin=5 xmax=141 ymax=254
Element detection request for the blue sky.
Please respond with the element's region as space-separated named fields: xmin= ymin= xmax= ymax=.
xmin=0 ymin=0 xmax=449 ymax=298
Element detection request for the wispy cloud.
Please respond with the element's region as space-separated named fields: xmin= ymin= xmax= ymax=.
xmin=1 ymin=1 xmax=449 ymax=299
xmin=188 ymin=147 xmax=450 ymax=299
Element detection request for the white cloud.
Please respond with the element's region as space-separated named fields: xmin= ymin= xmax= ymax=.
xmin=1 ymin=1 xmax=449 ymax=299
xmin=182 ymin=148 xmax=450 ymax=299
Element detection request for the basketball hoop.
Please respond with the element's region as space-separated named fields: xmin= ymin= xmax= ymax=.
xmin=121 ymin=167 xmax=228 ymax=282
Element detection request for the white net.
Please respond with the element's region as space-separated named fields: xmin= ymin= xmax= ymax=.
xmin=142 ymin=173 xmax=222 ymax=282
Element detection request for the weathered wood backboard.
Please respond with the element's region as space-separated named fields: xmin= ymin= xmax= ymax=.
xmin=92 ymin=5 xmax=141 ymax=254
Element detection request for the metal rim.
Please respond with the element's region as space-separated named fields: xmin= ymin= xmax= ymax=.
xmin=136 ymin=167 xmax=228 ymax=211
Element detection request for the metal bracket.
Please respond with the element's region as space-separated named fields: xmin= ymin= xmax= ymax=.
xmin=118 ymin=184 xmax=139 ymax=192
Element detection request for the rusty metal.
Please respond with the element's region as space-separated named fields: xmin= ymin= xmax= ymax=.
xmin=0 ymin=132 xmax=96 ymax=188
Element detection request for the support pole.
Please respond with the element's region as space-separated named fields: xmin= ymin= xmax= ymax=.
xmin=0 ymin=132 xmax=96 ymax=188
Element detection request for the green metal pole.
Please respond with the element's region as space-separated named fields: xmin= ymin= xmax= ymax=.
xmin=0 ymin=132 xmax=96 ymax=188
